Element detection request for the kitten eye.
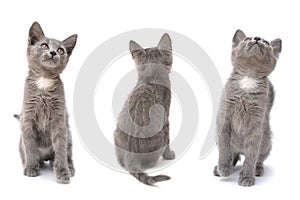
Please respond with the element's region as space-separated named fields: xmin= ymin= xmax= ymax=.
xmin=57 ymin=48 xmax=64 ymax=55
xmin=41 ymin=43 xmax=49 ymax=49
xmin=244 ymin=37 xmax=251 ymax=41
xmin=263 ymin=40 xmax=270 ymax=45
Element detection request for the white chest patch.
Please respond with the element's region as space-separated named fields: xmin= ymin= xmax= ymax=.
xmin=36 ymin=77 xmax=54 ymax=90
xmin=239 ymin=77 xmax=258 ymax=90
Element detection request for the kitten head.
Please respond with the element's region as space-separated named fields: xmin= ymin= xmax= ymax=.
xmin=231 ymin=29 xmax=281 ymax=77
xmin=27 ymin=22 xmax=77 ymax=75
xmin=129 ymin=33 xmax=172 ymax=77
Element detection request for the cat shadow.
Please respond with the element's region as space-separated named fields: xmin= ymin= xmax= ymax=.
xmin=219 ymin=165 xmax=242 ymax=183
xmin=146 ymin=157 xmax=176 ymax=173
xmin=154 ymin=158 xmax=173 ymax=168
xmin=255 ymin=165 xmax=274 ymax=185
xmin=38 ymin=161 xmax=56 ymax=182
xmin=218 ymin=164 xmax=274 ymax=185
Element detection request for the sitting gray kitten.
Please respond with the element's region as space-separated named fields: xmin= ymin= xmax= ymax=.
xmin=214 ymin=30 xmax=281 ymax=186
xmin=16 ymin=22 xmax=77 ymax=184
xmin=114 ymin=33 xmax=175 ymax=186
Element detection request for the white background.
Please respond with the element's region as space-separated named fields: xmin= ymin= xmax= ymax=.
xmin=1 ymin=0 xmax=299 ymax=199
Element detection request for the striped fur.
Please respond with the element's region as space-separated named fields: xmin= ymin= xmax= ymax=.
xmin=114 ymin=34 xmax=175 ymax=185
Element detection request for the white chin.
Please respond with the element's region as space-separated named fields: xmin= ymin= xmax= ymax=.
xmin=42 ymin=61 xmax=57 ymax=68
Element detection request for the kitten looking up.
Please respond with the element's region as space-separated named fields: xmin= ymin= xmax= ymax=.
xmin=214 ymin=30 xmax=281 ymax=186
xmin=16 ymin=22 xmax=77 ymax=184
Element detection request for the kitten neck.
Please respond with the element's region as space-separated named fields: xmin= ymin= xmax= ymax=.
xmin=231 ymin=70 xmax=267 ymax=80
xmin=232 ymin=61 xmax=268 ymax=80
xmin=28 ymin=66 xmax=60 ymax=79
xmin=137 ymin=65 xmax=171 ymax=89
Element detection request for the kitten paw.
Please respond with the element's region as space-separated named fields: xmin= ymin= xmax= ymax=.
xmin=216 ymin=165 xmax=232 ymax=177
xmin=24 ymin=168 xmax=40 ymax=177
xmin=238 ymin=176 xmax=255 ymax=187
xmin=255 ymin=166 xmax=264 ymax=177
xmin=69 ymin=164 xmax=75 ymax=177
xmin=55 ymin=168 xmax=71 ymax=184
xmin=163 ymin=150 xmax=175 ymax=160
xmin=213 ymin=166 xmax=220 ymax=176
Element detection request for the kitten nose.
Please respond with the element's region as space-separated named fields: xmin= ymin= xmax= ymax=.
xmin=254 ymin=37 xmax=261 ymax=41
xmin=50 ymin=51 xmax=56 ymax=57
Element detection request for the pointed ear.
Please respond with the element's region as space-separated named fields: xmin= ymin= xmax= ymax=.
xmin=271 ymin=38 xmax=282 ymax=59
xmin=62 ymin=34 xmax=78 ymax=55
xmin=129 ymin=40 xmax=145 ymax=57
xmin=158 ymin=33 xmax=172 ymax=52
xmin=28 ymin=22 xmax=45 ymax=45
xmin=232 ymin=29 xmax=246 ymax=48
xmin=129 ymin=40 xmax=144 ymax=52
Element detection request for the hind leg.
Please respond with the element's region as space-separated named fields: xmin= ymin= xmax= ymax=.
xmin=162 ymin=122 xmax=175 ymax=160
xmin=162 ymin=145 xmax=175 ymax=160
xmin=142 ymin=150 xmax=161 ymax=168
xmin=115 ymin=148 xmax=126 ymax=167
xmin=255 ymin=145 xmax=271 ymax=177
xmin=19 ymin=137 xmax=25 ymax=166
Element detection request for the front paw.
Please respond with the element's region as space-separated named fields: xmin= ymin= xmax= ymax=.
xmin=213 ymin=166 xmax=220 ymax=176
xmin=24 ymin=168 xmax=40 ymax=177
xmin=55 ymin=167 xmax=71 ymax=184
xmin=163 ymin=150 xmax=175 ymax=160
xmin=238 ymin=176 xmax=255 ymax=187
xmin=216 ymin=165 xmax=232 ymax=177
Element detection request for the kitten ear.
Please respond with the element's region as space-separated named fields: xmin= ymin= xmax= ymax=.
xmin=271 ymin=38 xmax=282 ymax=59
xmin=158 ymin=33 xmax=172 ymax=52
xmin=62 ymin=34 xmax=78 ymax=55
xmin=232 ymin=29 xmax=246 ymax=48
xmin=28 ymin=22 xmax=45 ymax=45
xmin=129 ymin=40 xmax=145 ymax=57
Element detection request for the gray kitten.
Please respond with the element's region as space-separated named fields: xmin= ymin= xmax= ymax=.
xmin=214 ymin=30 xmax=281 ymax=186
xmin=15 ymin=22 xmax=77 ymax=184
xmin=114 ymin=33 xmax=175 ymax=186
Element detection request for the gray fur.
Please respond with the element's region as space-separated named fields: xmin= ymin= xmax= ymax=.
xmin=114 ymin=33 xmax=175 ymax=186
xmin=16 ymin=22 xmax=77 ymax=184
xmin=214 ymin=30 xmax=281 ymax=186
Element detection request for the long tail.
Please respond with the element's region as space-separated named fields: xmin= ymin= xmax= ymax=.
xmin=13 ymin=114 xmax=20 ymax=120
xmin=129 ymin=170 xmax=170 ymax=185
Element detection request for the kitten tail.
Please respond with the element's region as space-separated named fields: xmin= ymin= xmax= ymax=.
xmin=130 ymin=171 xmax=170 ymax=186
xmin=13 ymin=114 xmax=20 ymax=120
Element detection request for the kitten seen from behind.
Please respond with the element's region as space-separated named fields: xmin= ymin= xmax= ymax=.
xmin=114 ymin=33 xmax=175 ymax=186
